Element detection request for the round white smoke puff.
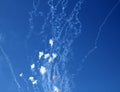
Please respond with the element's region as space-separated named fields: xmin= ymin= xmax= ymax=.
xmin=40 ymin=66 xmax=47 ymax=75
xmin=19 ymin=73 xmax=23 ymax=77
xmin=53 ymin=86 xmax=59 ymax=92
xmin=31 ymin=64 xmax=35 ymax=70
xmin=39 ymin=51 xmax=44 ymax=59
xmin=49 ymin=39 xmax=54 ymax=47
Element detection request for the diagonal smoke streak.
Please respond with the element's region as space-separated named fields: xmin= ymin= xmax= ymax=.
xmin=82 ymin=0 xmax=120 ymax=63
xmin=0 ymin=46 xmax=23 ymax=92
xmin=95 ymin=0 xmax=120 ymax=46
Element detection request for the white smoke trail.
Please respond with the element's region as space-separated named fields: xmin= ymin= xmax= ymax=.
xmin=0 ymin=46 xmax=23 ymax=92
xmin=82 ymin=0 xmax=120 ymax=63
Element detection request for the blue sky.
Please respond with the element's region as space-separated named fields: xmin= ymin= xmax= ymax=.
xmin=0 ymin=0 xmax=120 ymax=92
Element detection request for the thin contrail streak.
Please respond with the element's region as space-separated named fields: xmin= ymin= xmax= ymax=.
xmin=95 ymin=0 xmax=120 ymax=46
xmin=0 ymin=46 xmax=23 ymax=92
xmin=82 ymin=0 xmax=120 ymax=62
